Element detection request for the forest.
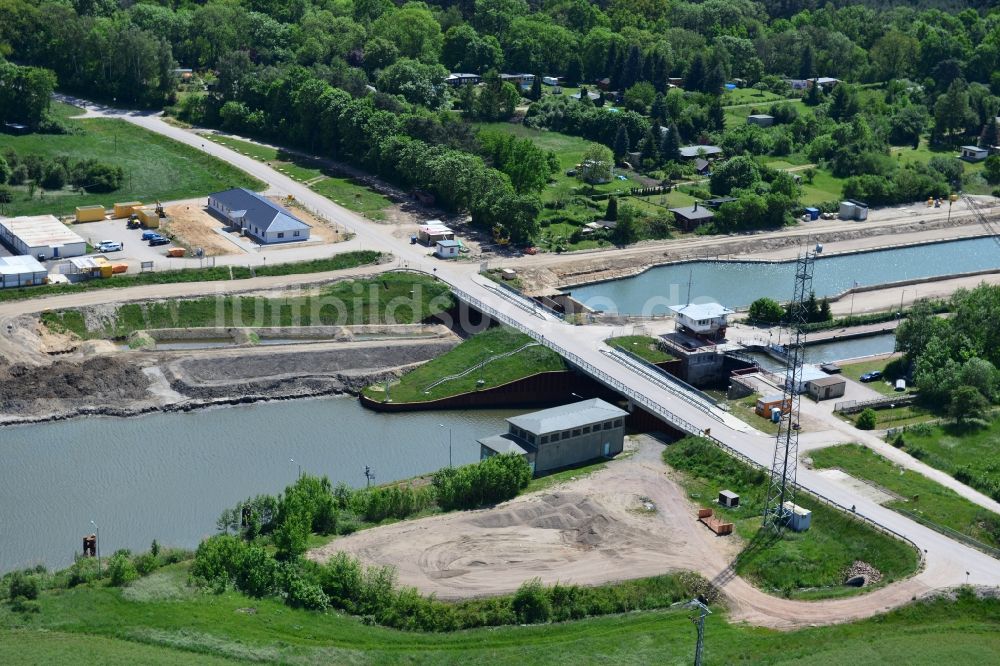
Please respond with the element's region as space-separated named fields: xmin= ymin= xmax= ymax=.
xmin=1 ymin=0 xmax=999 ymax=242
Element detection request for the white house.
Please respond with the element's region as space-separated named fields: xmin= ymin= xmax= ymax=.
xmin=207 ymin=188 xmax=310 ymax=244
xmin=0 ymin=215 xmax=87 ymax=259
xmin=669 ymin=302 xmax=733 ymax=338
xmin=435 ymin=239 xmax=461 ymax=258
xmin=960 ymin=145 xmax=988 ymax=162
xmin=0 ymin=255 xmax=47 ymax=288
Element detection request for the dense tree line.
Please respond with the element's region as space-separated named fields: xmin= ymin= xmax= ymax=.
xmin=896 ymin=284 xmax=1000 ymax=429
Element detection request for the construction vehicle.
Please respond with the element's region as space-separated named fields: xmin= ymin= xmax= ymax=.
xmin=126 ymin=213 xmax=141 ymax=229
xmin=155 ymin=201 xmax=165 ymax=218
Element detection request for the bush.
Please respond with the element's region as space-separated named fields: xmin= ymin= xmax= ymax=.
xmin=191 ymin=535 xmax=245 ymax=592
xmin=748 ymin=297 xmax=784 ymax=324
xmin=0 ymin=184 xmax=12 ymax=203
xmin=67 ymin=557 xmax=100 ymax=587
xmin=235 ymin=544 xmax=280 ymax=597
xmin=512 ymin=578 xmax=551 ymax=624
xmin=107 ymin=550 xmax=139 ymax=587
xmin=8 ymin=571 xmax=39 ymax=600
xmin=319 ymin=552 xmax=364 ymax=612
xmin=133 ymin=553 xmax=158 ymax=576
xmin=432 ymin=453 xmax=532 ymax=511
xmin=10 ymin=597 xmax=41 ymax=614
xmin=856 ymin=408 xmax=878 ymax=430
xmin=282 ymin=566 xmax=329 ymax=611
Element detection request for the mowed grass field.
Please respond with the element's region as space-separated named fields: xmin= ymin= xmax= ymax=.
xmin=811 ymin=444 xmax=1000 ymax=548
xmin=205 ymin=134 xmax=393 ymax=219
xmin=2 ymin=563 xmax=998 ymax=665
xmin=2 ymin=102 xmax=262 ymax=216
xmin=894 ymin=417 xmax=1000 ymax=501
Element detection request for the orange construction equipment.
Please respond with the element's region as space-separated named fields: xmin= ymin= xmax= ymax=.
xmin=697 ymin=508 xmax=733 ymax=536
xmin=166 ymin=247 xmax=186 ymax=257
xmin=111 ymin=264 xmax=128 ymax=274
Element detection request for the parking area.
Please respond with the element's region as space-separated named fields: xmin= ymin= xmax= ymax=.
xmin=71 ymin=218 xmax=182 ymax=266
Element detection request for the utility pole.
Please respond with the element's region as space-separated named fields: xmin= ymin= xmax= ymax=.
xmin=439 ymin=424 xmax=453 ymax=467
xmin=364 ymin=465 xmax=375 ymax=488
xmin=90 ymin=520 xmax=101 ymax=577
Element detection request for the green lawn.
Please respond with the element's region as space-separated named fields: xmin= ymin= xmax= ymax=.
xmin=3 ymin=562 xmax=997 ymax=664
xmin=0 ymin=251 xmax=382 ymax=304
xmin=894 ymin=417 xmax=1000 ymax=504
xmin=810 ymin=444 xmax=1000 ymax=549
xmin=721 ymin=88 xmax=787 ymax=107
xmin=663 ymin=437 xmax=919 ymax=598
xmin=723 ymin=99 xmax=805 ymax=129
xmin=845 ymin=404 xmax=935 ymax=429
xmin=205 ymin=134 xmax=392 ymax=220
xmin=606 ymin=335 xmax=676 ymax=364
xmin=42 ymin=272 xmax=450 ymax=339
xmin=2 ymin=102 xmax=262 ymax=216
xmin=721 ymin=392 xmax=781 ymax=436
xmin=365 ymin=326 xmax=567 ymax=403
xmin=798 ymin=168 xmax=848 ymax=206
xmin=838 ymin=357 xmax=904 ymax=396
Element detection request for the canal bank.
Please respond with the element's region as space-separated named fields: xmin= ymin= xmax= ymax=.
xmin=0 ymin=397 xmax=519 ymax=574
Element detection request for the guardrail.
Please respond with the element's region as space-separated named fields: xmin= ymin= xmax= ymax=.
xmin=834 ymin=394 xmax=917 ymax=414
xmin=893 ymin=506 xmax=1000 ymax=560
xmin=606 ymin=346 xmax=720 ymax=412
xmin=422 ymin=342 xmax=540 ymax=393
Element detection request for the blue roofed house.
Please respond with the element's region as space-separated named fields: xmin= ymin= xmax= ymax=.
xmin=207 ymin=188 xmax=311 ymax=244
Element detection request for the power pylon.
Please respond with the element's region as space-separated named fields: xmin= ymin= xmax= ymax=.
xmin=763 ymin=247 xmax=818 ymax=533
xmin=671 ymin=597 xmax=712 ymax=666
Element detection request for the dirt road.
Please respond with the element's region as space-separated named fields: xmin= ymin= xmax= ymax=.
xmin=310 ymin=439 xmax=936 ymax=630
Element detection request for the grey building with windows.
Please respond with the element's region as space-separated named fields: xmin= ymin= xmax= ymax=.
xmin=478 ymin=399 xmax=628 ymax=476
xmin=207 ymin=188 xmax=311 ymax=244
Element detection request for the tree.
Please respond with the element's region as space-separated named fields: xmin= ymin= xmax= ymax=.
xmin=371 ymin=5 xmax=443 ymax=63
xmin=871 ymin=31 xmax=919 ymax=81
xmin=660 ymin=124 xmax=681 ymax=162
xmin=856 ymin=408 xmax=878 ymax=431
xmin=804 ymin=81 xmax=822 ymax=107
xmin=376 ymin=59 xmax=448 ymax=108
xmin=605 ymin=195 xmax=618 ymax=221
xmin=623 ymin=82 xmax=655 ymax=114
xmin=948 ymin=385 xmax=990 ymax=425
xmin=748 ymin=297 xmax=784 ymax=324
xmin=473 ymin=71 xmax=520 ymax=121
xmin=527 ymin=73 xmax=542 ymax=101
xmin=710 ymin=156 xmax=761 ymax=195
xmin=934 ymin=79 xmax=972 ymax=139
xmin=577 ymin=143 xmax=613 ymax=184
xmin=564 ymin=56 xmax=582 ymax=86
xmin=639 ymin=125 xmax=660 ymax=164
xmin=828 ymin=84 xmax=859 ymax=122
xmin=799 ymin=44 xmax=814 ymax=80
xmin=889 ymin=105 xmax=928 ymax=146
xmin=984 ymin=155 xmax=1000 ymax=185
xmin=685 ymin=53 xmax=706 ymax=93
xmin=613 ymin=125 xmax=630 ymax=159
xmin=611 ymin=203 xmax=640 ymax=245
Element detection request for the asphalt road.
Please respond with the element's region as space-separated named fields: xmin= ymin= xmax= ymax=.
xmin=21 ymin=98 xmax=1000 ymax=619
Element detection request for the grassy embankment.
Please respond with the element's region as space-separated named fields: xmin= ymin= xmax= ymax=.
xmin=1 ymin=102 xmax=262 ymax=217
xmin=204 ymin=134 xmax=393 ymax=220
xmin=41 ymin=272 xmax=450 ymax=339
xmin=0 ymin=251 xmax=382 ymax=305
xmin=810 ymin=444 xmax=1000 ymax=548
xmin=606 ymin=335 xmax=676 ymax=364
xmin=2 ymin=561 xmax=998 ymax=664
xmin=890 ymin=418 xmax=1000 ymax=504
xmin=363 ymin=326 xmax=567 ymax=403
xmin=663 ymin=437 xmax=919 ymax=599
xmin=838 ymin=357 xmax=916 ymax=396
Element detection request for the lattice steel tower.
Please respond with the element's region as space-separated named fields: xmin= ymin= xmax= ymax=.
xmin=763 ymin=247 xmax=818 ymax=533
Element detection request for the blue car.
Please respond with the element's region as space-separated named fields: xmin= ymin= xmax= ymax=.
xmin=859 ymin=371 xmax=882 ymax=382
xmin=141 ymin=231 xmax=162 ymax=241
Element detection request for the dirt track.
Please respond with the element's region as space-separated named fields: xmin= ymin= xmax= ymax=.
xmin=309 ymin=439 xmax=935 ymax=630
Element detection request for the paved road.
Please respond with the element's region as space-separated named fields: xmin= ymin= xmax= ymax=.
xmin=24 ymin=99 xmax=1000 ymax=619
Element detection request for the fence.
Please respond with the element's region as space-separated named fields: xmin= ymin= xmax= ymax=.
xmin=893 ymin=506 xmax=1000 ymax=560
xmin=835 ymin=394 xmax=917 ymax=414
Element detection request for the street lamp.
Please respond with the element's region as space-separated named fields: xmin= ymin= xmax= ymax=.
xmin=479 ymin=348 xmax=493 ymax=385
xmin=90 ymin=520 xmax=101 ymax=577
xmin=290 ymin=458 xmax=301 ymax=479
xmin=439 ymin=424 xmax=453 ymax=467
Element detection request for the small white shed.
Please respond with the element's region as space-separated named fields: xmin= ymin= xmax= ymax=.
xmin=435 ymin=239 xmax=461 ymax=258
xmin=782 ymin=501 xmax=812 ymax=532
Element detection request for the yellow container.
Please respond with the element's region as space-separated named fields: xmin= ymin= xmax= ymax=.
xmin=138 ymin=209 xmax=160 ymax=227
xmin=113 ymin=201 xmax=142 ymax=218
xmin=75 ymin=205 xmax=106 ymax=223
xmin=98 ymin=264 xmax=113 ymax=279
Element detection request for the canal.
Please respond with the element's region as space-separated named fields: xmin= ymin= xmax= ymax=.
xmin=571 ymin=237 xmax=1000 ymax=314
xmin=750 ymin=333 xmax=897 ymax=373
xmin=0 ymin=398 xmax=517 ymax=573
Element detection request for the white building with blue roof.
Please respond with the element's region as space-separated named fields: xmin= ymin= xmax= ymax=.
xmin=207 ymin=188 xmax=311 ymax=244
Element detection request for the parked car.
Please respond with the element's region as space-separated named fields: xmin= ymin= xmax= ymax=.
xmin=97 ymin=240 xmax=123 ymax=253
xmin=859 ymin=371 xmax=882 ymax=382
xmin=141 ymin=231 xmax=162 ymax=241
xmin=148 ymin=237 xmax=170 ymax=247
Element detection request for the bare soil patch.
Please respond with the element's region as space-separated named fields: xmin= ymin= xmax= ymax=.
xmin=162 ymin=204 xmax=243 ymax=256
xmin=273 ymin=197 xmax=348 ymax=244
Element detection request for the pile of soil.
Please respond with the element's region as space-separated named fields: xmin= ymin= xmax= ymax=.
xmin=0 ymin=356 xmax=150 ymax=413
